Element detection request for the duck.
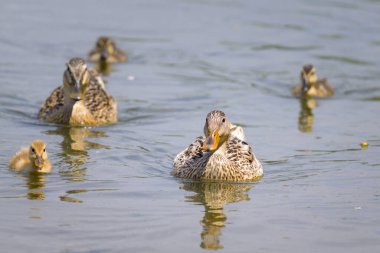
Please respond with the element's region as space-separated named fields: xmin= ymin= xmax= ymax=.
xmin=88 ymin=36 xmax=127 ymax=64
xmin=9 ymin=140 xmax=52 ymax=173
xmin=38 ymin=57 xmax=117 ymax=126
xmin=292 ymin=64 xmax=334 ymax=98
xmin=172 ymin=110 xmax=263 ymax=182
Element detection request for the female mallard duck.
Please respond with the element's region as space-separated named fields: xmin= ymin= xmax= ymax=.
xmin=38 ymin=58 xmax=117 ymax=126
xmin=89 ymin=36 xmax=127 ymax=63
xmin=172 ymin=110 xmax=263 ymax=182
xmin=9 ymin=140 xmax=52 ymax=173
xmin=292 ymin=64 xmax=334 ymax=98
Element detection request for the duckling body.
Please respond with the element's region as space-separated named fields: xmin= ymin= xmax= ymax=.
xmin=89 ymin=37 xmax=127 ymax=63
xmin=173 ymin=110 xmax=263 ymax=182
xmin=9 ymin=140 xmax=52 ymax=173
xmin=292 ymin=64 xmax=334 ymax=98
xmin=38 ymin=58 xmax=117 ymax=126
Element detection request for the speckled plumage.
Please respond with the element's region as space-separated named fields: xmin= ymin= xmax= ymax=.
xmin=38 ymin=58 xmax=117 ymax=126
xmin=292 ymin=64 xmax=334 ymax=98
xmin=172 ymin=110 xmax=263 ymax=182
xmin=89 ymin=37 xmax=127 ymax=63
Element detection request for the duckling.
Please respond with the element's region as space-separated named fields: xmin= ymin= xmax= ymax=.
xmin=9 ymin=140 xmax=52 ymax=173
xmin=89 ymin=36 xmax=127 ymax=63
xmin=292 ymin=64 xmax=334 ymax=97
xmin=172 ymin=110 xmax=263 ymax=182
xmin=38 ymin=57 xmax=117 ymax=126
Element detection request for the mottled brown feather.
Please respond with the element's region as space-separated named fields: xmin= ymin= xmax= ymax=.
xmin=38 ymin=69 xmax=117 ymax=126
xmin=173 ymin=111 xmax=263 ymax=182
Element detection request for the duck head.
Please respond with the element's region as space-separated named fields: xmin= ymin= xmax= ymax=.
xmin=202 ymin=110 xmax=232 ymax=152
xmin=63 ymin=58 xmax=90 ymax=101
xmin=300 ymin=64 xmax=318 ymax=93
xmin=29 ymin=140 xmax=49 ymax=170
xmin=95 ymin=37 xmax=117 ymax=62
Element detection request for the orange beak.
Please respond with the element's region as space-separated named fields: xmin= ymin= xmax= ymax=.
xmin=202 ymin=130 xmax=220 ymax=152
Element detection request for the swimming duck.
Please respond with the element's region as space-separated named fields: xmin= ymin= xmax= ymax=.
xmin=38 ymin=57 xmax=117 ymax=126
xmin=9 ymin=140 xmax=52 ymax=173
xmin=89 ymin=36 xmax=127 ymax=63
xmin=172 ymin=110 xmax=263 ymax=182
xmin=292 ymin=64 xmax=334 ymax=97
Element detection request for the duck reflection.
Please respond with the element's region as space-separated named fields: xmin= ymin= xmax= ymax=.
xmin=45 ymin=126 xmax=109 ymax=181
xmin=181 ymin=181 xmax=253 ymax=250
xmin=298 ymin=95 xmax=317 ymax=133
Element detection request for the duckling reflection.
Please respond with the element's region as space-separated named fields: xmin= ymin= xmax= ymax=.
xmin=181 ymin=181 xmax=253 ymax=250
xmin=25 ymin=171 xmax=46 ymax=200
xmin=45 ymin=126 xmax=109 ymax=180
xmin=94 ymin=60 xmax=113 ymax=76
xmin=298 ymin=95 xmax=317 ymax=133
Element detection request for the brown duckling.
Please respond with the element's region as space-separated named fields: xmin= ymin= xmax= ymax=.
xmin=9 ymin=140 xmax=52 ymax=173
xmin=292 ymin=64 xmax=334 ymax=97
xmin=89 ymin=36 xmax=127 ymax=63
xmin=38 ymin=57 xmax=117 ymax=126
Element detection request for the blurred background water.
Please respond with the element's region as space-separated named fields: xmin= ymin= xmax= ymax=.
xmin=0 ymin=0 xmax=379 ymax=252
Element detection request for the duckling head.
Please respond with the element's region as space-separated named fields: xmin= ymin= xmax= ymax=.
xmin=202 ymin=110 xmax=232 ymax=152
xmin=300 ymin=64 xmax=318 ymax=93
xmin=29 ymin=140 xmax=49 ymax=170
xmin=95 ymin=37 xmax=116 ymax=62
xmin=63 ymin=58 xmax=90 ymax=101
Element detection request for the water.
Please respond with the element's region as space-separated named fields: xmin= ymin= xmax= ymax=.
xmin=1 ymin=0 xmax=380 ymax=252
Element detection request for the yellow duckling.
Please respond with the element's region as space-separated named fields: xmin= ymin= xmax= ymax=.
xmin=172 ymin=110 xmax=263 ymax=182
xmin=89 ymin=36 xmax=127 ymax=63
xmin=38 ymin=57 xmax=117 ymax=126
xmin=292 ymin=64 xmax=334 ymax=97
xmin=9 ymin=140 xmax=52 ymax=173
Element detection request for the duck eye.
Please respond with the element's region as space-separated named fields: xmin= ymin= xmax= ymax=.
xmin=43 ymin=148 xmax=46 ymax=152
xmin=222 ymin=118 xmax=226 ymax=123
xmin=31 ymin=148 xmax=35 ymax=153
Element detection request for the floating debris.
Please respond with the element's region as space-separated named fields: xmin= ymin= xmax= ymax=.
xmin=360 ymin=141 xmax=369 ymax=149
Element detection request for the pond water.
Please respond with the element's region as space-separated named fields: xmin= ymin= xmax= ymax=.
xmin=0 ymin=0 xmax=380 ymax=252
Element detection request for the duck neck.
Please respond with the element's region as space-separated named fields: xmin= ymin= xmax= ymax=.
xmin=60 ymin=94 xmax=78 ymax=120
xmin=302 ymin=78 xmax=308 ymax=93
xmin=213 ymin=140 xmax=228 ymax=155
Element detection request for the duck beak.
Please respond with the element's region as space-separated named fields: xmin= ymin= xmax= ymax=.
xmin=70 ymin=81 xmax=81 ymax=101
xmin=202 ymin=130 xmax=220 ymax=152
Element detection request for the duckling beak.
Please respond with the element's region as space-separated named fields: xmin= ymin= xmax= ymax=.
xmin=202 ymin=130 xmax=220 ymax=152
xmin=100 ymin=48 xmax=108 ymax=61
xmin=35 ymin=156 xmax=43 ymax=169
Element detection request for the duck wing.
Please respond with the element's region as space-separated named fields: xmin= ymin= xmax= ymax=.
xmin=38 ymin=86 xmax=64 ymax=120
xmin=226 ymin=138 xmax=256 ymax=167
xmin=173 ymin=136 xmax=205 ymax=175
xmin=83 ymin=75 xmax=117 ymax=123
xmin=316 ymin=78 xmax=334 ymax=97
